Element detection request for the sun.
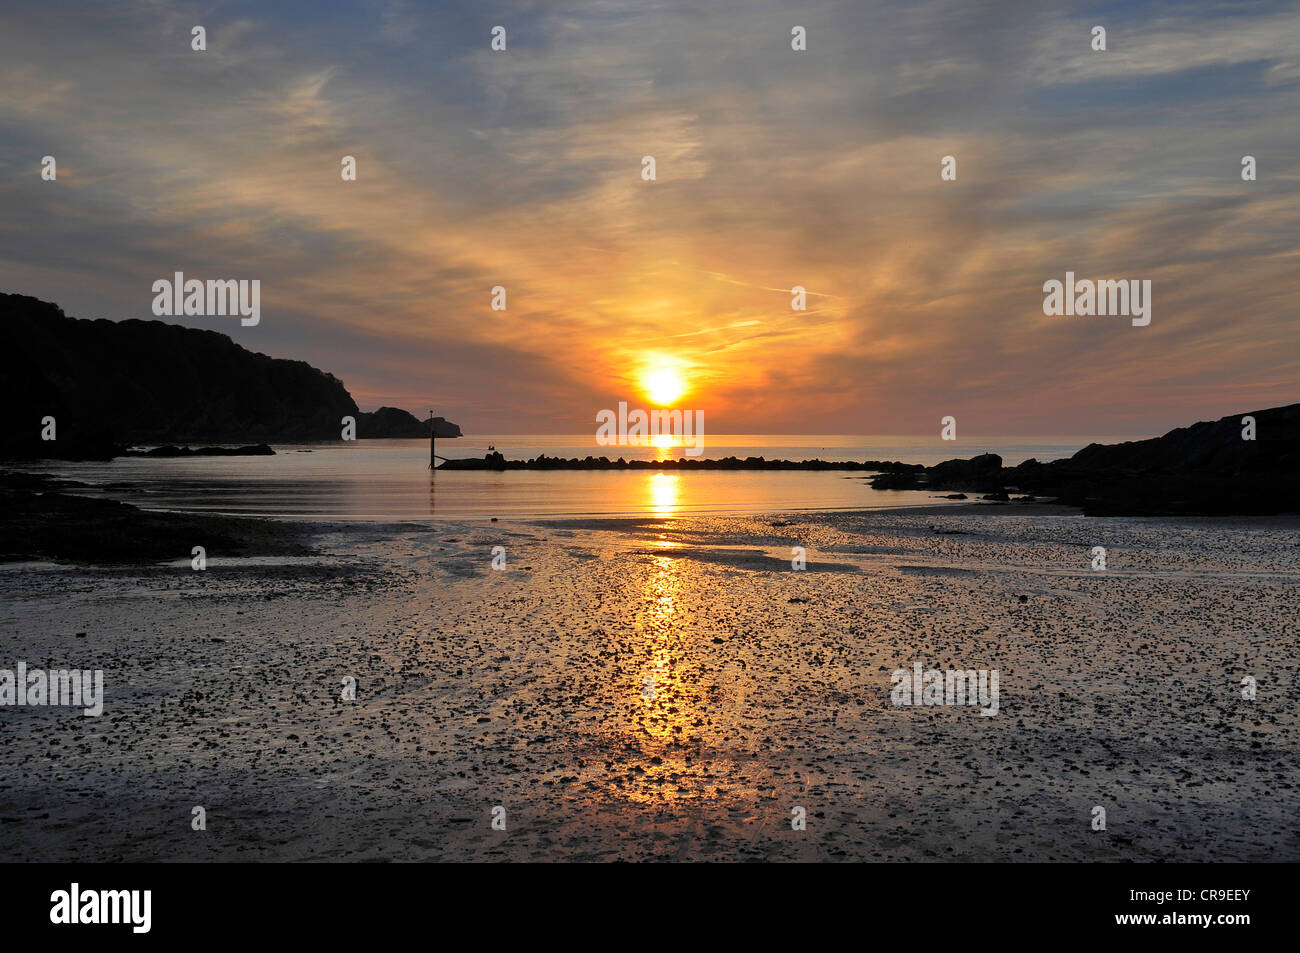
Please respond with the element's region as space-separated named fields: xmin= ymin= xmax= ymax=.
xmin=642 ymin=367 xmax=687 ymax=406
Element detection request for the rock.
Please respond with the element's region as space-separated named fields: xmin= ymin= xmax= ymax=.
xmin=869 ymin=470 xmax=922 ymax=490
xmin=904 ymin=405 xmax=1300 ymax=515
xmin=124 ymin=444 xmax=275 ymax=457
xmin=356 ymin=407 xmax=461 ymax=438
xmin=441 ymin=454 xmax=929 ymax=473
xmin=927 ymin=453 xmax=1004 ymax=492
xmin=1002 ymin=404 xmax=1300 ymax=515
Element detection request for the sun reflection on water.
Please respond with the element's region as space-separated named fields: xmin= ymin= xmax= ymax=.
xmin=647 ymin=472 xmax=679 ymax=517
xmin=638 ymin=554 xmax=686 ymax=743
xmin=580 ymin=544 xmax=745 ymax=809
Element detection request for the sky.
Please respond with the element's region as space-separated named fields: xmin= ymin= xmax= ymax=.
xmin=0 ymin=0 xmax=1297 ymax=436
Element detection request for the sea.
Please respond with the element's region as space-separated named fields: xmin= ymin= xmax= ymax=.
xmin=15 ymin=434 xmax=1132 ymax=520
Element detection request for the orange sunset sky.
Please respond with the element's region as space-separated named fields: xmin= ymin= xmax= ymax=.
xmin=1 ymin=0 xmax=1297 ymax=435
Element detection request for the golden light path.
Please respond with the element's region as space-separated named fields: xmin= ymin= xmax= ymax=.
xmin=561 ymin=472 xmax=755 ymax=811
xmin=638 ymin=553 xmax=687 ymax=747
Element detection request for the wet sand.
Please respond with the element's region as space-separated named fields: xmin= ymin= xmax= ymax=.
xmin=0 ymin=507 xmax=1296 ymax=861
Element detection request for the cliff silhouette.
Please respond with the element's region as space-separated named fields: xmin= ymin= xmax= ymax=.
xmin=0 ymin=293 xmax=459 ymax=459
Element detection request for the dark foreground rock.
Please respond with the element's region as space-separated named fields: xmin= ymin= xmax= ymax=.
xmin=0 ymin=472 xmax=314 ymax=563
xmin=872 ymin=403 xmax=1299 ymax=516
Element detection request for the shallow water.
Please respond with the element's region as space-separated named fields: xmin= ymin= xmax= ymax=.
xmin=17 ymin=434 xmax=1125 ymax=520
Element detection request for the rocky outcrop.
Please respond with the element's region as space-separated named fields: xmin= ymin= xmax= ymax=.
xmin=871 ymin=404 xmax=1299 ymax=516
xmin=1004 ymin=404 xmax=1298 ymax=514
xmin=121 ymin=444 xmax=276 ymax=457
xmin=925 ymin=452 xmax=1005 ymax=492
xmin=356 ymin=407 xmax=462 ymax=438
xmin=440 ymin=454 xmax=923 ymax=471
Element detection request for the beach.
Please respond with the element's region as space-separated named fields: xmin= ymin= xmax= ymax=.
xmin=1 ymin=505 xmax=1295 ymax=862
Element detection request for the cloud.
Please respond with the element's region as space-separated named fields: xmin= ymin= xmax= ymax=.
xmin=0 ymin=0 xmax=1296 ymax=434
